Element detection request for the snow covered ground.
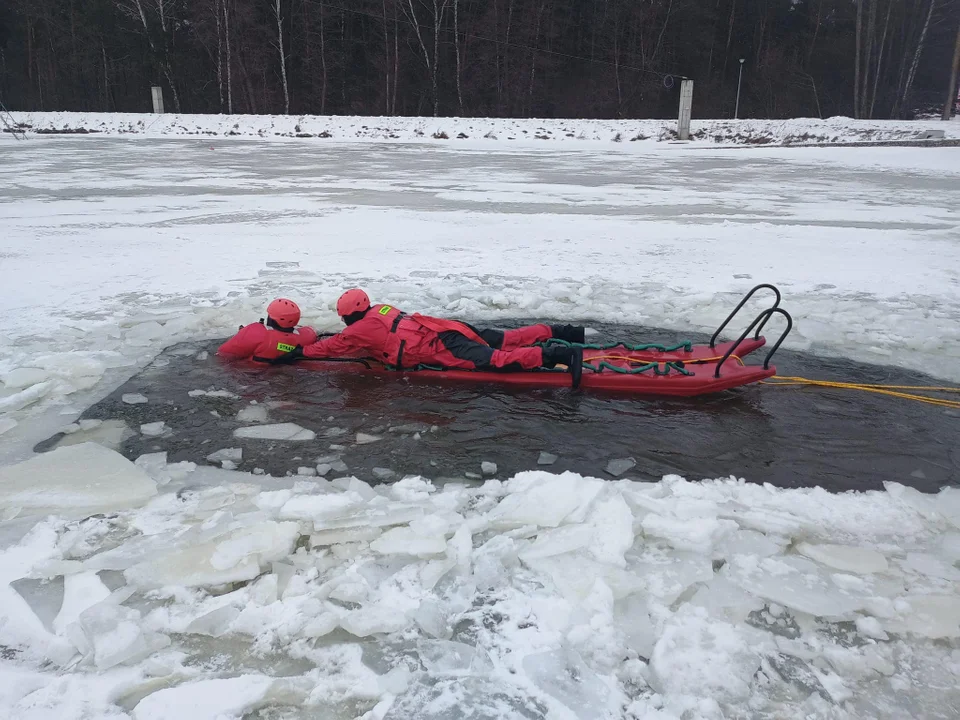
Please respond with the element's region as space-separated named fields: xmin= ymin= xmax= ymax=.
xmin=1 ymin=133 xmax=959 ymax=718
xmin=7 ymin=110 xmax=960 ymax=146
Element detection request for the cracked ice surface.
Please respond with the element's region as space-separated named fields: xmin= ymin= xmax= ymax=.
xmin=0 ymin=451 xmax=959 ymax=719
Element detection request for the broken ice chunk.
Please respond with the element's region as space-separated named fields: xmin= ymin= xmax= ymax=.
xmin=132 ymin=675 xmax=304 ymax=720
xmin=1 ymin=367 xmax=50 ymax=389
xmin=0 ymin=381 xmax=52 ymax=412
xmin=884 ymin=595 xmax=960 ymax=638
xmin=70 ymin=602 xmax=170 ymax=670
xmin=356 ymin=432 xmax=381 ymax=445
xmin=234 ymin=423 xmax=316 ymax=441
xmin=481 ymin=461 xmax=497 ymax=475
xmin=487 ymin=472 xmax=604 ymax=528
xmin=0 ymin=443 xmax=157 ymax=519
xmin=188 ymin=389 xmax=240 ymax=399
xmin=206 ymin=448 xmax=243 ymax=464
xmin=687 ymin=575 xmax=764 ymax=625
xmin=340 ymin=605 xmax=409 ymax=637
xmin=538 ymin=452 xmax=558 ymax=466
xmin=370 ymin=518 xmax=449 ymax=557
xmin=413 ymin=600 xmax=451 ymax=640
xmin=605 ymin=458 xmax=636 ymax=477
xmin=184 ymin=605 xmax=240 ymax=637
xmin=236 ymin=404 xmax=269 ymax=423
xmin=124 ymin=521 xmax=300 ymax=589
xmin=372 ymin=467 xmax=396 ymax=480
xmin=796 ymin=542 xmax=889 ymax=574
xmin=712 ymin=529 xmax=785 ymax=560
xmin=901 ymin=552 xmax=960 ymax=582
xmin=651 ymin=608 xmax=767 ymax=703
xmin=855 ymin=615 xmax=888 ymax=640
xmin=311 ymin=526 xmax=383 ymax=546
xmin=727 ymin=555 xmax=868 ymax=620
xmin=139 ymin=421 xmax=167 ymax=437
xmin=418 ymin=639 xmax=493 ymax=675
xmin=54 ymin=572 xmax=111 ymax=635
xmin=121 ymin=393 xmax=148 ymax=405
xmin=522 ymin=648 xmax=611 ymax=719
xmin=641 ymin=513 xmax=736 ymax=554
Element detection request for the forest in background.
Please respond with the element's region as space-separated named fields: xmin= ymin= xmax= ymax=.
xmin=1 ymin=0 xmax=959 ymax=120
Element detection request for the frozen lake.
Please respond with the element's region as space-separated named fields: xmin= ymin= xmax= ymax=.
xmin=1 ymin=137 xmax=959 ymax=719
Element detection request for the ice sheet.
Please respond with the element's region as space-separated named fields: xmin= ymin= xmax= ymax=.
xmin=0 ymin=443 xmax=157 ymax=519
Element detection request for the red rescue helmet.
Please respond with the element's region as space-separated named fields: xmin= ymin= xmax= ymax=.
xmin=266 ymin=298 xmax=301 ymax=328
xmin=336 ymin=288 xmax=371 ymax=317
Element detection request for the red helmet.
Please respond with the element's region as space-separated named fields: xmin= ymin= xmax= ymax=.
xmin=266 ymin=298 xmax=301 ymax=328
xmin=336 ymin=288 xmax=371 ymax=317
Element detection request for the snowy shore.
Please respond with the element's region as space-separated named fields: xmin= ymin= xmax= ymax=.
xmin=6 ymin=110 xmax=960 ymax=146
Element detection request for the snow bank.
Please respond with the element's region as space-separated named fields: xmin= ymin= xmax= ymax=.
xmin=1 ymin=448 xmax=958 ymax=718
xmin=7 ymin=111 xmax=960 ymax=146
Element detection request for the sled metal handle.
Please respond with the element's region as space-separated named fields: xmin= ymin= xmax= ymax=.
xmin=760 ymin=308 xmax=792 ymax=370
xmin=714 ymin=307 xmax=792 ymax=378
xmin=710 ymin=283 xmax=781 ymax=348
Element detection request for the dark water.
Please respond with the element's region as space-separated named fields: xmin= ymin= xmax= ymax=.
xmin=37 ymin=324 xmax=960 ymax=493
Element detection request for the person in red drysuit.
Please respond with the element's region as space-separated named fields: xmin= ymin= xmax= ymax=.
xmin=279 ymin=288 xmax=584 ymax=372
xmin=217 ymin=298 xmax=318 ymax=363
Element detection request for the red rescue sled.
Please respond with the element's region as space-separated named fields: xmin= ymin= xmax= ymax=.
xmin=297 ymin=285 xmax=793 ymax=398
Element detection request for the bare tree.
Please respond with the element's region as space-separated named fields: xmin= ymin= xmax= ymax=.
xmin=383 ymin=0 xmax=391 ymax=115
xmin=898 ymin=0 xmax=936 ymax=117
xmin=854 ymin=0 xmax=862 ymax=117
xmin=224 ymin=0 xmax=233 ymax=113
xmin=454 ymin=0 xmax=463 ymax=115
xmin=945 ymin=18 xmax=960 ymax=120
xmin=214 ymin=0 xmax=223 ymax=111
xmin=401 ymin=0 xmax=450 ymax=116
xmin=274 ymin=0 xmax=289 ymax=114
xmin=319 ymin=4 xmax=327 ymax=115
xmin=869 ymin=0 xmax=893 ymax=118
xmin=116 ymin=0 xmax=182 ymax=111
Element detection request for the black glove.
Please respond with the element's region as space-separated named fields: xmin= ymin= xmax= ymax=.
xmin=272 ymin=346 xmax=304 ymax=365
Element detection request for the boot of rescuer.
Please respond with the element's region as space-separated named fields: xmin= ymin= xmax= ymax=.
xmin=550 ymin=324 xmax=586 ymax=344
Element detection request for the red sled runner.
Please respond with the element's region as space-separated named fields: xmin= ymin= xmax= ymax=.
xmin=297 ymin=285 xmax=792 ymax=398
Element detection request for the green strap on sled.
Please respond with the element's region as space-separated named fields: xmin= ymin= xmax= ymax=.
xmin=540 ymin=338 xmax=694 ymax=353
xmin=581 ymin=360 xmax=693 ymax=376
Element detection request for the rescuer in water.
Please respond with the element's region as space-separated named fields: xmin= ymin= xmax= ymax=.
xmin=217 ymin=298 xmax=318 ymax=362
xmin=277 ymin=288 xmax=584 ymax=372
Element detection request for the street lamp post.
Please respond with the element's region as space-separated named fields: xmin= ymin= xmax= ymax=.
xmin=735 ymin=58 xmax=745 ymax=119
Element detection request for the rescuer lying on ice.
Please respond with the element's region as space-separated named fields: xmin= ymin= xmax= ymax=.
xmin=272 ymin=289 xmax=585 ymax=373
xmin=217 ymin=298 xmax=319 ymax=362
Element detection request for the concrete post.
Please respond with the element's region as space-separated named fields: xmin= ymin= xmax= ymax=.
xmin=678 ymin=79 xmax=694 ymax=141
xmin=151 ymin=86 xmax=165 ymax=114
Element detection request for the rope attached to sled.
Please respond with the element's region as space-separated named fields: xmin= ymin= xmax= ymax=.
xmin=763 ymin=376 xmax=960 ymax=409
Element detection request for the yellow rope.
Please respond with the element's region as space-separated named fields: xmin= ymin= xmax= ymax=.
xmin=763 ymin=376 xmax=960 ymax=409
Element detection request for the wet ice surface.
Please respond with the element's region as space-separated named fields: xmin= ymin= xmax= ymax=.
xmin=36 ymin=327 xmax=960 ymax=493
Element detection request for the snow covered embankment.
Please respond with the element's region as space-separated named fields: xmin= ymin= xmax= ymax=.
xmin=1 ymin=442 xmax=959 ymax=719
xmin=7 ymin=111 xmax=960 ymax=146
